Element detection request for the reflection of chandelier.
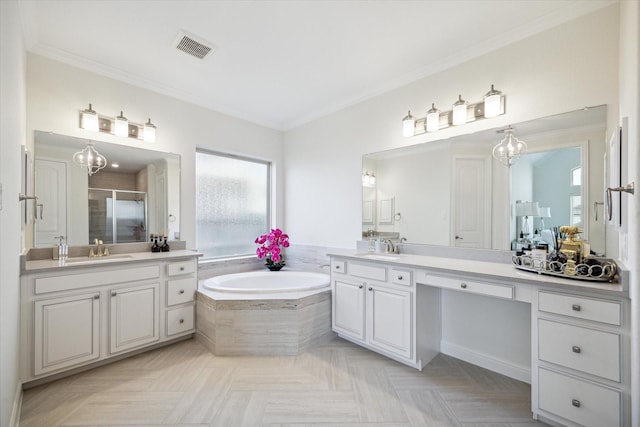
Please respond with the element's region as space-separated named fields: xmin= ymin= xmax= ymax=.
xmin=73 ymin=144 xmax=107 ymax=176
xmin=492 ymin=126 xmax=527 ymax=167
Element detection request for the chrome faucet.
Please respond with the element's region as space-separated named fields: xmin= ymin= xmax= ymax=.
xmin=385 ymin=239 xmax=397 ymax=254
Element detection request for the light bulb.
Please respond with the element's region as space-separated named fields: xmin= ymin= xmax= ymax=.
xmin=402 ymin=111 xmax=415 ymax=137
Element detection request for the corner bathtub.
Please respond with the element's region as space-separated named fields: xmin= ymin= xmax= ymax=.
xmin=202 ymin=271 xmax=330 ymax=294
xmin=196 ymin=271 xmax=333 ymax=356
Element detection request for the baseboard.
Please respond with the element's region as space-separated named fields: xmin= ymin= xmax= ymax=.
xmin=9 ymin=381 xmax=23 ymax=427
xmin=440 ymin=340 xmax=531 ymax=383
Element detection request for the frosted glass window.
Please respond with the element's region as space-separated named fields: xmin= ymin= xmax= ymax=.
xmin=196 ymin=151 xmax=270 ymax=259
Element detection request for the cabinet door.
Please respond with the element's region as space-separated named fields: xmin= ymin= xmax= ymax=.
xmin=367 ymin=285 xmax=412 ymax=359
xmin=332 ymin=279 xmax=365 ymax=340
xmin=110 ymin=283 xmax=160 ymax=354
xmin=34 ymin=292 xmax=100 ymax=375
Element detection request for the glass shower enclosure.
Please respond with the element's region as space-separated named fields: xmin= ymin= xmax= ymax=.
xmin=88 ymin=188 xmax=147 ymax=244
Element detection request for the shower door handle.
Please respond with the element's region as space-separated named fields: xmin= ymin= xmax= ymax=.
xmin=606 ymin=182 xmax=635 ymax=221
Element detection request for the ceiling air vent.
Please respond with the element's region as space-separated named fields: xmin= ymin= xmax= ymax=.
xmin=173 ymin=31 xmax=215 ymax=60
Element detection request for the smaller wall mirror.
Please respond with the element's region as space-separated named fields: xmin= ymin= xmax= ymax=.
xmin=33 ymin=131 xmax=180 ymax=248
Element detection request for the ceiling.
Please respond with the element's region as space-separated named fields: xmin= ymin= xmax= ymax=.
xmin=19 ymin=0 xmax=614 ymax=131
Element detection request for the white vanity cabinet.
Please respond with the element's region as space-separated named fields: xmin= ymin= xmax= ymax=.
xmin=21 ymin=253 xmax=199 ymax=385
xmin=330 ymin=257 xmax=439 ymax=369
xmin=532 ymin=289 xmax=630 ymax=427
xmin=33 ymin=291 xmax=100 ymax=376
xmin=109 ymin=283 xmax=160 ymax=354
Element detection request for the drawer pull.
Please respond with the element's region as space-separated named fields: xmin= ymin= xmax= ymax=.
xmin=179 ymin=289 xmax=185 ymax=294
xmin=179 ymin=319 xmax=184 ymax=324
xmin=94 ymin=294 xmax=100 ymax=299
xmin=180 ymin=267 xmax=185 ymax=271
xmin=335 ymin=265 xmax=341 ymax=269
xmin=397 ymin=275 xmax=403 ymax=280
xmin=571 ymin=399 xmax=581 ymax=408
xmin=572 ymin=304 xmax=581 ymax=311
xmin=572 ymin=345 xmax=581 ymax=354
xmin=460 ymin=283 xmax=467 ymax=289
xmin=111 ymin=291 xmax=117 ymax=297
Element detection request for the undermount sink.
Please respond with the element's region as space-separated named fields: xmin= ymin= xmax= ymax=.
xmin=64 ymin=254 xmax=134 ymax=264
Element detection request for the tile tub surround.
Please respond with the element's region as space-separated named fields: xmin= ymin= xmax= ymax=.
xmin=196 ymin=290 xmax=333 ymax=356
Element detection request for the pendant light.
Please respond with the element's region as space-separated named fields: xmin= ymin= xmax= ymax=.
xmin=492 ymin=126 xmax=527 ymax=167
xmin=73 ymin=144 xmax=107 ymax=176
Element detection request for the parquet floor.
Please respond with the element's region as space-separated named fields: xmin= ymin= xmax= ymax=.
xmin=20 ymin=337 xmax=547 ymax=426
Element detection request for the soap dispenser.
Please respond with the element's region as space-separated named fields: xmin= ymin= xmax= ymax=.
xmin=53 ymin=236 xmax=67 ymax=260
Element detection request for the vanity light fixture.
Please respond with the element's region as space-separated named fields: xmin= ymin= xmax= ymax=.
xmin=80 ymin=104 xmax=99 ymax=132
xmin=78 ymin=105 xmax=157 ymax=142
xmin=483 ymin=84 xmax=503 ymax=118
xmin=114 ymin=111 xmax=129 ymax=137
xmin=402 ymin=111 xmax=415 ymax=137
xmin=402 ymin=85 xmax=506 ymax=137
xmin=492 ymin=125 xmax=527 ymax=167
xmin=452 ymin=95 xmax=468 ymax=126
xmin=73 ymin=144 xmax=107 ymax=176
xmin=143 ymin=118 xmax=156 ymax=143
xmin=362 ymin=171 xmax=376 ymax=187
xmin=426 ymin=103 xmax=440 ymax=132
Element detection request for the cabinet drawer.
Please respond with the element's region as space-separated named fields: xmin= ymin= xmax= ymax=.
xmin=390 ymin=269 xmax=412 ymax=286
xmin=331 ymin=260 xmax=346 ymax=274
xmin=424 ymin=275 xmax=513 ymax=299
xmin=35 ymin=265 xmax=160 ymax=294
xmin=538 ymin=319 xmax=620 ymax=381
xmin=539 ymin=291 xmax=621 ymax=325
xmin=167 ymin=305 xmax=194 ymax=336
xmin=538 ymin=368 xmax=620 ymax=427
xmin=167 ymin=260 xmax=196 ymax=277
xmin=167 ymin=278 xmax=196 ymax=306
xmin=349 ymin=262 xmax=386 ymax=281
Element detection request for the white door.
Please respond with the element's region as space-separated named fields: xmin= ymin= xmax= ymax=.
xmin=110 ymin=283 xmax=159 ymax=354
xmin=35 ymin=159 xmax=67 ymax=246
xmin=332 ymin=279 xmax=365 ymax=341
xmin=367 ymin=285 xmax=412 ymax=359
xmin=34 ymin=292 xmax=100 ymax=375
xmin=452 ymin=156 xmax=491 ymax=248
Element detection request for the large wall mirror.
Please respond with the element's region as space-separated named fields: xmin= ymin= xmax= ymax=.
xmin=33 ymin=131 xmax=180 ymax=248
xmin=362 ymin=106 xmax=607 ymax=255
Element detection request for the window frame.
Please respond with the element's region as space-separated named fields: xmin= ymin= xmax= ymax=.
xmin=195 ymin=148 xmax=272 ymax=261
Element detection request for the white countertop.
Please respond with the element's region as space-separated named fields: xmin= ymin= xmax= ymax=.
xmin=22 ymin=249 xmax=202 ymax=274
xmin=327 ymin=251 xmax=627 ymax=296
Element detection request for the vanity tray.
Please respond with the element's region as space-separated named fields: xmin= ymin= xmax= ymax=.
xmin=512 ymin=255 xmax=617 ymax=283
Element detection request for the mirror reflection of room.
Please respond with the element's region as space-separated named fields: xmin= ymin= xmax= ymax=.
xmin=362 ymin=105 xmax=606 ymax=255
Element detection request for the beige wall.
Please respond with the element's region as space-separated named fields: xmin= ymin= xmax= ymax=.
xmin=0 ymin=1 xmax=27 ymax=425
xmin=26 ymin=55 xmax=285 ymax=251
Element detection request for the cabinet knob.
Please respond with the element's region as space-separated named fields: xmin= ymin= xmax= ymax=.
xmin=571 ymin=399 xmax=581 ymax=408
xmin=368 ymin=287 xmax=373 ymax=291
xmin=111 ymin=291 xmax=117 ymax=297
xmin=179 ymin=319 xmax=184 ymax=324
xmin=397 ymin=275 xmax=403 ymax=280
xmin=572 ymin=345 xmax=581 ymax=354
xmin=460 ymin=283 xmax=467 ymax=289
xmin=180 ymin=267 xmax=185 ymax=271
xmin=94 ymin=294 xmax=100 ymax=300
xmin=358 ymin=285 xmax=363 ymax=289
xmin=335 ymin=265 xmax=341 ymax=269
xmin=179 ymin=289 xmax=185 ymax=294
xmin=572 ymin=304 xmax=581 ymax=311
